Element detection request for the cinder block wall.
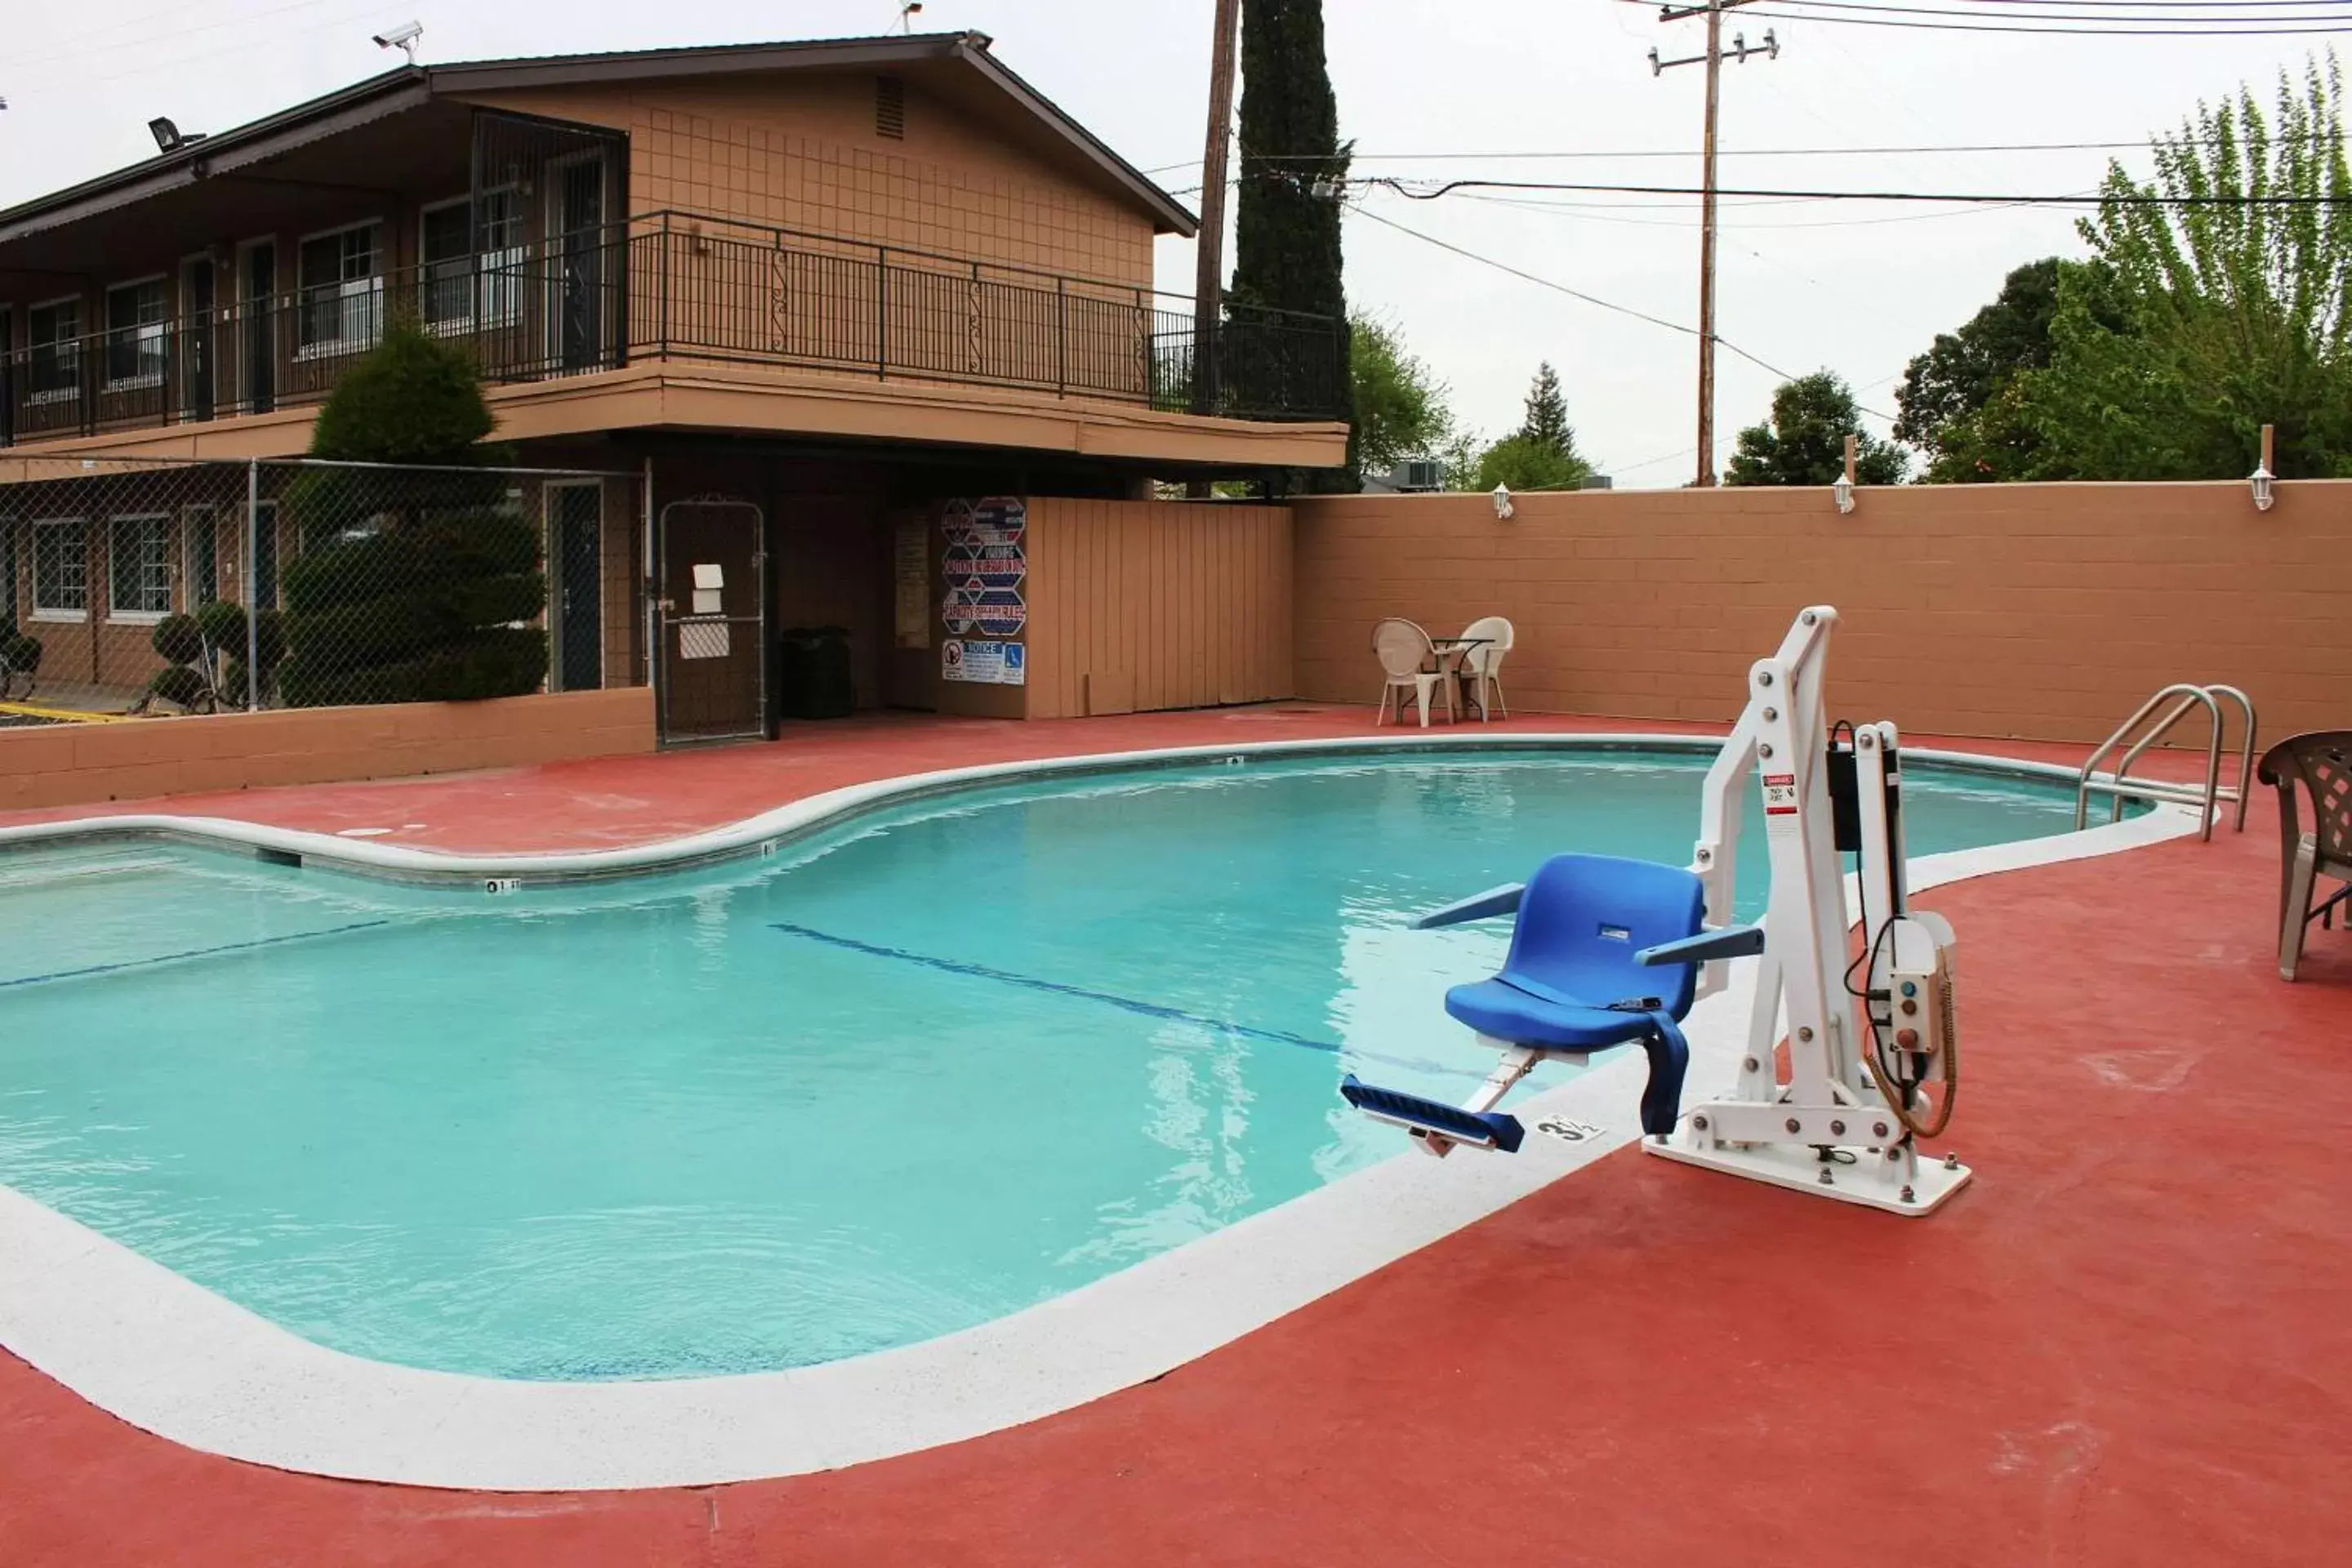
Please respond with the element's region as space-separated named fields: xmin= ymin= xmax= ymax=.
xmin=1291 ymin=483 xmax=2352 ymax=745
xmin=0 ymin=687 xmax=654 ymax=813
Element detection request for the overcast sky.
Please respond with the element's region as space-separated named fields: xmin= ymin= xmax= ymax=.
xmin=1 ymin=1 xmax=2330 ymax=483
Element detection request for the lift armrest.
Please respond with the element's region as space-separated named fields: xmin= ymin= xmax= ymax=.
xmin=1411 ymin=883 xmax=1526 ymax=930
xmin=1637 ymin=923 xmax=1766 ymax=968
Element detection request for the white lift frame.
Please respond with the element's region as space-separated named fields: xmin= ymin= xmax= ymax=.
xmin=1645 ymin=605 xmax=1971 ymax=1214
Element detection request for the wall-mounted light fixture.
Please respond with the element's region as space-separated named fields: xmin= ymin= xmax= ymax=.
xmin=2251 ymin=421 xmax=2277 ymax=512
xmin=1491 ymin=483 xmax=1514 ymax=520
xmin=1833 ymin=432 xmax=1857 ymax=514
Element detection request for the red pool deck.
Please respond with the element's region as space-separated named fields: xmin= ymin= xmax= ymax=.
xmin=4 ymin=709 xmax=2347 ymax=1566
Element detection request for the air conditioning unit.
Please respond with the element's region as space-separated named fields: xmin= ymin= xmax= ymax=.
xmin=1391 ymin=459 xmax=1446 ymax=492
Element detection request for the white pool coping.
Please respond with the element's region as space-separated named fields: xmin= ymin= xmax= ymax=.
xmin=0 ymin=737 xmax=2202 ymax=1490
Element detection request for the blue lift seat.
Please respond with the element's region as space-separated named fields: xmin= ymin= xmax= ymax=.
xmin=1343 ymin=853 xmax=1757 ymax=1151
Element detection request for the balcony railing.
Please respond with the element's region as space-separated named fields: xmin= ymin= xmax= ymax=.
xmin=0 ymin=212 xmax=1346 ymax=448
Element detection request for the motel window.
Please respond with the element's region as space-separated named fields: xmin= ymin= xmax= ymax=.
xmin=421 ymin=190 xmax=522 ymax=329
xmin=104 ymin=278 xmax=168 ymax=389
xmin=32 ymin=519 xmax=88 ymax=619
xmin=184 ymin=506 xmax=219 ymax=608
xmin=109 ymin=514 xmax=174 ymax=621
xmin=296 ymin=222 xmax=383 ymax=354
xmin=29 ymin=298 xmax=82 ymax=401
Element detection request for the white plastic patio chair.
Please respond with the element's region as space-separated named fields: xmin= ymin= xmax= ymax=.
xmin=1454 ymin=615 xmax=1515 ymax=721
xmin=1372 ymin=617 xmax=1454 ymax=728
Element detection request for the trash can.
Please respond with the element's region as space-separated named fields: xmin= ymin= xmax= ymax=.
xmin=774 ymin=625 xmax=855 ymax=721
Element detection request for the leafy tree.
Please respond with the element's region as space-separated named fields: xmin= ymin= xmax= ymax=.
xmin=1451 ymin=363 xmax=1594 ymax=491
xmin=1472 ymin=432 xmax=1592 ymax=492
xmin=2016 ymin=54 xmax=2352 ymax=479
xmin=1233 ymin=0 xmax=1353 ymax=488
xmin=1896 ymin=258 xmax=2086 ymax=483
xmin=278 ymin=318 xmax=547 ymax=706
xmin=1726 ymin=371 xmax=1908 ymax=487
xmin=1348 ymin=312 xmax=1453 ymax=479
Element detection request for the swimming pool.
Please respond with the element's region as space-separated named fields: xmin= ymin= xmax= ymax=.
xmin=0 ymin=746 xmax=2094 ymax=1381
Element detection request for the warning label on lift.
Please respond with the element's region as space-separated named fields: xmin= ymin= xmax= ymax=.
xmin=1762 ymin=773 xmax=1800 ymax=815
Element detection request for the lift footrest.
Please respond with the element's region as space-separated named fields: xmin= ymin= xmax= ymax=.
xmin=1340 ymin=1075 xmax=1526 ymax=1153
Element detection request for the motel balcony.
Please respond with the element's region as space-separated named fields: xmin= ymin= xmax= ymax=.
xmin=0 ymin=212 xmax=1348 ymax=461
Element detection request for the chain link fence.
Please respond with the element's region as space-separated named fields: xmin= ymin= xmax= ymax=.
xmin=0 ymin=456 xmax=644 ymax=718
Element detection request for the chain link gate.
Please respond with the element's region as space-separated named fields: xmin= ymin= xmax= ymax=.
xmin=654 ymin=495 xmax=767 ymax=746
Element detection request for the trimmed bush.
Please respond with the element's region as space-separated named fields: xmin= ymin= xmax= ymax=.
xmin=151 ymin=612 xmax=207 ymax=667
xmin=284 ymin=315 xmax=546 ymax=707
xmin=145 ymin=664 xmax=212 ymax=711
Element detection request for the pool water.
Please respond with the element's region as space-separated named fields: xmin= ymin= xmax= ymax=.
xmin=0 ymin=750 xmax=2085 ymax=1379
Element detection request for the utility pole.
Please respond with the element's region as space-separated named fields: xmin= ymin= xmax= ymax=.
xmin=1193 ymin=0 xmax=1243 ymax=419
xmin=1650 ymin=5 xmax=1777 ymax=488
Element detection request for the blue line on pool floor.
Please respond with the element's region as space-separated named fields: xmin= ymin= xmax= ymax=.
xmin=0 ymin=918 xmax=399 ymax=991
xmin=770 ymin=921 xmax=1348 ymax=1054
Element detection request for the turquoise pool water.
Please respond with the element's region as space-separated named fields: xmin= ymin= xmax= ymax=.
xmin=0 ymin=748 xmax=2087 ymax=1379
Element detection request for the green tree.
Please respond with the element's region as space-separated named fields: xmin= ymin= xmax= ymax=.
xmin=1348 ymin=311 xmax=1453 ymax=479
xmin=1896 ymin=258 xmax=2081 ymax=483
xmin=1233 ymin=0 xmax=1353 ymax=488
xmin=1518 ymin=361 xmax=1574 ymax=454
xmin=1455 ymin=362 xmax=1593 ymax=491
xmin=1726 ymin=371 xmax=1908 ymax=487
xmin=1472 ymin=432 xmax=1591 ymax=492
xmin=2012 ymin=55 xmax=2352 ymax=479
xmin=278 ymin=318 xmax=547 ymax=706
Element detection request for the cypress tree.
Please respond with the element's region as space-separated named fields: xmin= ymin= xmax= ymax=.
xmin=1232 ymin=0 xmax=1354 ymax=487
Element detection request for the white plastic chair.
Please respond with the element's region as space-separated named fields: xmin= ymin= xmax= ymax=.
xmin=1372 ymin=617 xmax=1454 ymax=728
xmin=1455 ymin=615 xmax=1515 ymax=721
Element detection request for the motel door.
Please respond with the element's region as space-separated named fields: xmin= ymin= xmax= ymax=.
xmin=548 ymin=483 xmax=604 ymax=692
xmin=657 ymin=497 xmax=768 ymax=745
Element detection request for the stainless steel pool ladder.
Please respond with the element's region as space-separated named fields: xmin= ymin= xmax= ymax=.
xmin=2074 ymin=683 xmax=2257 ymax=843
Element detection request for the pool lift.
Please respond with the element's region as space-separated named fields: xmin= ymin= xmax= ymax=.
xmin=1340 ymin=605 xmax=1971 ymax=1215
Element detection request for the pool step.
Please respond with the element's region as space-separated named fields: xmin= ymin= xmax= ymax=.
xmin=1339 ymin=1075 xmax=1525 ymax=1154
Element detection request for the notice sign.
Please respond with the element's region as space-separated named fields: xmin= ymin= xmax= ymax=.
xmin=1762 ymin=773 xmax=1799 ymax=815
xmin=942 ymin=638 xmax=1025 ymax=686
xmin=939 ymin=496 xmax=1028 ymax=678
xmin=894 ymin=517 xmax=930 ymax=649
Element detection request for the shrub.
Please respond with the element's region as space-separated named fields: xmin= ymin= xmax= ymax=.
xmin=151 ymin=612 xmax=207 ymax=667
xmin=145 ymin=664 xmax=212 ymax=712
xmin=284 ymin=315 xmax=546 ymax=706
xmin=0 ymin=622 xmax=42 ymax=697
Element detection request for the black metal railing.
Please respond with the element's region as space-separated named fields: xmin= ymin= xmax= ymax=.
xmin=0 ymin=212 xmax=1345 ymax=447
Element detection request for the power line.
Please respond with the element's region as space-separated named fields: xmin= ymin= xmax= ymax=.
xmin=1740 ymin=0 xmax=2352 ymax=17
xmin=1621 ymin=0 xmax=2352 ymax=24
xmin=1359 ymin=174 xmax=2340 ymax=206
xmin=1734 ymin=4 xmax=2352 ymax=33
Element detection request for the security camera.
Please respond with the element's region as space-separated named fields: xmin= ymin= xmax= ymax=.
xmin=373 ymin=20 xmax=423 ymax=63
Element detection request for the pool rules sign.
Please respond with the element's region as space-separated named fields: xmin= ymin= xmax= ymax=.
xmin=940 ymin=497 xmax=1027 ymax=687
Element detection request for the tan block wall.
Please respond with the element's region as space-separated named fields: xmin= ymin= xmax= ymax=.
xmin=1025 ymin=499 xmax=1293 ymax=720
xmin=467 ymin=74 xmax=1155 ymax=287
xmin=0 ymin=687 xmax=654 ymax=812
xmin=1291 ymin=483 xmax=2352 ymax=745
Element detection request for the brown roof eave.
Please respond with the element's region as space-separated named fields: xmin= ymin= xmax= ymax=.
xmin=0 ymin=32 xmax=1196 ymax=248
xmin=0 ymin=73 xmax=429 ymax=248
